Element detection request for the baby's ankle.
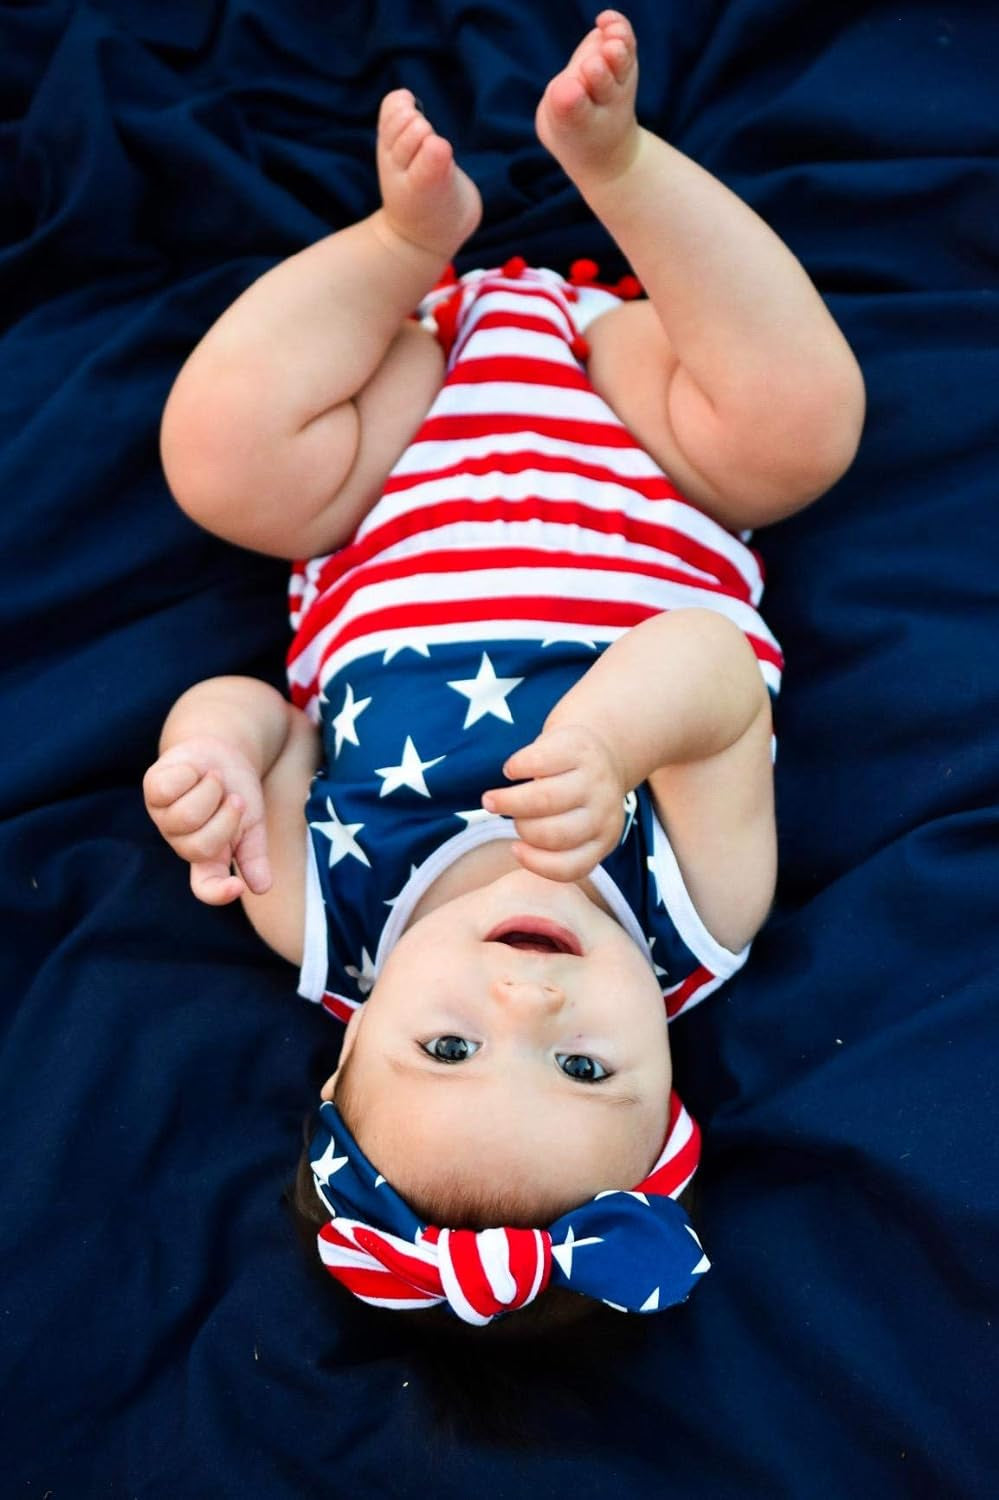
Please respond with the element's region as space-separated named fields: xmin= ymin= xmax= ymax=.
xmin=370 ymin=207 xmax=458 ymax=273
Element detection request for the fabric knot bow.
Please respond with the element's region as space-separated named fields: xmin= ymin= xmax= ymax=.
xmin=310 ymin=1093 xmax=710 ymax=1326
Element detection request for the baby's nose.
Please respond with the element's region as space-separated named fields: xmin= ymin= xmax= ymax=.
xmin=489 ymin=973 xmax=565 ymax=1017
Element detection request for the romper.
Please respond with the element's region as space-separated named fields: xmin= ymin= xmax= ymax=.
xmin=286 ymin=260 xmax=783 ymax=1027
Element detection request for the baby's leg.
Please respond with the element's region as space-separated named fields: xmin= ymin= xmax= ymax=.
xmin=536 ymin=12 xmax=864 ymax=529
xmin=161 ymin=94 xmax=482 ymax=558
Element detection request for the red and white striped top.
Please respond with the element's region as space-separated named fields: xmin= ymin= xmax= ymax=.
xmin=287 ymin=259 xmax=782 ymax=722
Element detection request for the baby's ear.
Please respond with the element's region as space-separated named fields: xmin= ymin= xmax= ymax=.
xmin=340 ymin=1003 xmax=367 ymax=1063
xmin=320 ymin=1006 xmax=365 ymax=1101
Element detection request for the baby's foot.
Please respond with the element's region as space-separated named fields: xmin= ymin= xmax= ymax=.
xmin=536 ymin=10 xmax=641 ymax=186
xmin=376 ymin=90 xmax=482 ymax=262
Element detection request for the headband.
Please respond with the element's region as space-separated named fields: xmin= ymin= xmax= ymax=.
xmin=309 ymin=1090 xmax=710 ymax=1325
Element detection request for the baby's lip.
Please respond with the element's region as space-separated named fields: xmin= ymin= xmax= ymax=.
xmin=484 ymin=916 xmax=583 ymax=957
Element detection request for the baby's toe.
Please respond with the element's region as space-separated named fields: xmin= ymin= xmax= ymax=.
xmin=581 ymin=50 xmax=618 ymax=105
xmin=377 ymin=91 xmax=420 ymax=151
xmin=390 ymin=111 xmax=434 ymax=171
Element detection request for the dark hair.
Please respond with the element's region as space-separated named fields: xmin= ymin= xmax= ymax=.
xmin=282 ymin=1068 xmax=703 ymax=1445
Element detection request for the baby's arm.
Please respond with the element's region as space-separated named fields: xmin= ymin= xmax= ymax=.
xmin=143 ymin=677 xmax=319 ymax=963
xmin=483 ymin=610 xmax=774 ymax=954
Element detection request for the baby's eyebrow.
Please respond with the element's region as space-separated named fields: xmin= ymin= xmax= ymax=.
xmin=386 ymin=1055 xmax=642 ymax=1107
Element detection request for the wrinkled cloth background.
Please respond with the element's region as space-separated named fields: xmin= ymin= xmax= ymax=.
xmin=2 ymin=2 xmax=996 ymax=1495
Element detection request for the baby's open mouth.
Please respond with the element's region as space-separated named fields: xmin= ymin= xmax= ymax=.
xmin=485 ymin=917 xmax=582 ymax=956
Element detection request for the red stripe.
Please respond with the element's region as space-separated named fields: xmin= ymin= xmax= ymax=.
xmin=315 ymin=596 xmax=655 ymax=664
xmin=290 ymin=496 xmax=753 ymax=654
xmin=664 ymin=965 xmax=715 ymax=1019
xmin=320 ymin=991 xmax=359 ymax=1024
xmin=445 ymin=354 xmax=590 ymax=390
xmin=473 ymin=278 xmax=577 ymax=333
xmin=414 ymin=412 xmax=640 ymax=448
xmin=382 ymin=446 xmax=680 ymax=501
xmin=293 ymin=618 xmax=781 ymax=712
xmin=291 ymin=544 xmax=745 ymax=666
xmin=444 ymin=1231 xmax=504 ymax=1319
xmin=449 ymin=306 xmax=577 ymax=365
xmin=642 ymin=1112 xmax=703 ymax=1198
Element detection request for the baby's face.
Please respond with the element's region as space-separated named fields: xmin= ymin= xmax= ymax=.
xmin=322 ymin=868 xmax=672 ymax=1217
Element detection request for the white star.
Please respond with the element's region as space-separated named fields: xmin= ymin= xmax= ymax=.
xmin=312 ymin=796 xmax=370 ymax=868
xmin=447 ymin=652 xmax=523 ymax=729
xmin=550 ymin=1224 xmax=604 ymax=1278
xmin=375 ymin=736 xmax=445 ymax=798
xmin=312 ymin=1134 xmax=349 ymax=1186
xmin=541 ymin=635 xmax=598 ymax=651
xmin=686 ymin=1223 xmax=711 ymax=1275
xmin=383 ymin=638 xmax=431 ymax=663
xmin=374 ymin=1174 xmax=387 ymax=1188
xmin=594 ymin=1189 xmax=650 ymax=1205
xmin=330 ymin=682 xmax=371 ymax=758
xmin=344 ymin=946 xmax=377 ymax=994
xmin=639 ymin=1287 xmax=661 ymax=1312
xmin=455 ymin=807 xmax=501 ymax=827
xmin=646 ymin=936 xmax=668 ymax=980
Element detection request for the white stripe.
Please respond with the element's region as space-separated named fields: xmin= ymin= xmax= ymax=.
xmin=363 ymin=460 xmax=740 ymax=546
xmin=643 ymin=1101 xmax=697 ymax=1196
xmin=452 ymin=324 xmax=580 ymax=366
xmin=292 ymin=614 xmax=780 ymax=710
xmin=445 ymin=283 xmax=574 ymax=340
xmin=437 ymin=1228 xmax=492 ymax=1326
xmin=528 ymin=1230 xmax=549 ymax=1301
xmin=316 ymin=1240 xmax=382 ymax=1273
xmin=289 ymin=617 xmax=618 ymax=692
xmin=289 ymin=567 xmax=777 ymax=692
xmin=358 ymin=469 xmax=764 ymax=602
xmin=650 ymin=816 xmax=750 ymax=979
xmin=297 ymin=829 xmax=328 ymax=1002
xmin=389 ymin=426 xmax=671 ymax=480
xmin=355 ymin=1292 xmax=442 ymax=1310
xmin=477 ymin=1228 xmax=517 ymax=1305
xmin=313 ymin=561 xmax=775 ymax=642
xmin=426 ymin=379 xmax=628 ymax=426
xmin=329 ymin=1218 xmax=442 ymax=1268
xmin=341 ymin=518 xmax=725 ymax=590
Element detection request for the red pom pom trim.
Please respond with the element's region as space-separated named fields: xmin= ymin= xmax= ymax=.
xmin=569 ymin=258 xmax=600 ymax=284
xmin=569 ymin=333 xmax=590 ymax=362
xmin=615 ymin=273 xmax=643 ymax=299
xmin=502 ymin=256 xmax=527 ymax=278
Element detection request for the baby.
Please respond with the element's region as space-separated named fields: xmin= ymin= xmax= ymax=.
xmin=144 ymin=12 xmax=864 ymax=1326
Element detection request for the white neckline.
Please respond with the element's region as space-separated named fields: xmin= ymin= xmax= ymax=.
xmin=373 ymin=818 xmax=654 ymax=976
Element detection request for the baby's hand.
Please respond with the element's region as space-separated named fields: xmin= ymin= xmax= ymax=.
xmin=142 ymin=737 xmax=271 ymax=905
xmin=482 ymin=724 xmax=627 ymax=882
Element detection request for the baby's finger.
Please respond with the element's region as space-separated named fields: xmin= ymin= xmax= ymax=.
xmin=154 ymin=772 xmax=226 ymax=837
xmin=172 ymin=794 xmax=243 ymax=864
xmin=513 ymin=806 xmax=595 ymax=853
xmin=502 ymin=734 xmax=579 ymax=783
xmin=233 ymin=819 xmax=272 ymax=896
xmin=483 ymin=771 xmax=582 ymax=821
xmin=511 ymin=837 xmax=603 ymax=884
xmin=190 ymin=861 xmax=245 ymax=906
xmin=143 ymin=760 xmax=201 ymax=810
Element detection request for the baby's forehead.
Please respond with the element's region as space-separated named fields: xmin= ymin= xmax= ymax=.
xmin=352 ymin=1055 xmax=668 ymax=1199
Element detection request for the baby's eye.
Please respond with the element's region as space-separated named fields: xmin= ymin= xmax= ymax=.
xmin=556 ymin=1053 xmax=609 ymax=1082
xmin=422 ymin=1035 xmax=479 ymax=1063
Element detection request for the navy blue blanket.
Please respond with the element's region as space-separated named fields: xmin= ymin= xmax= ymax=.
xmin=3 ymin=2 xmax=996 ymax=1494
